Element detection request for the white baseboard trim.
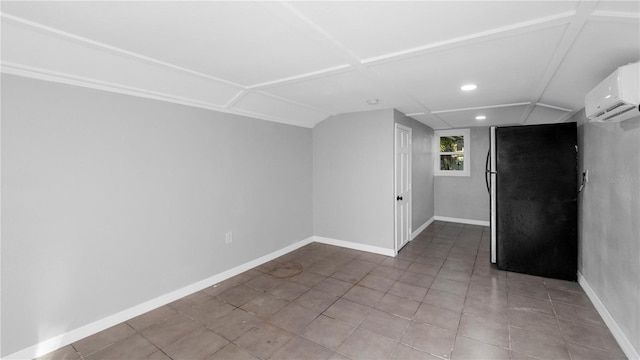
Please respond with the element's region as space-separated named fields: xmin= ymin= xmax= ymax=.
xmin=312 ymin=236 xmax=396 ymax=257
xmin=578 ymin=272 xmax=639 ymax=360
xmin=5 ymin=236 xmax=315 ymax=360
xmin=434 ymin=216 xmax=490 ymax=227
xmin=411 ymin=216 xmax=435 ymax=240
xmin=6 ymin=235 xmax=398 ymax=359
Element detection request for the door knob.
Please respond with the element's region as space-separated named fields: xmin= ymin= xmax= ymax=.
xmin=396 ymin=196 xmax=403 ymax=201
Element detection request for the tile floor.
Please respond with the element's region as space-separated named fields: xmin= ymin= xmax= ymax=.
xmin=38 ymin=221 xmax=626 ymax=360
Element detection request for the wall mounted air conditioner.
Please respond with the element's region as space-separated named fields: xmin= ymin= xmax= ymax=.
xmin=585 ymin=62 xmax=639 ymax=122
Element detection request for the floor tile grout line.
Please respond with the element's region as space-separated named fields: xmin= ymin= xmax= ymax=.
xmin=546 ymin=276 xmax=575 ymax=358
xmin=44 ymin=222 xmax=623 ymax=360
xmin=340 ymin=226 xmax=449 ymax=358
xmin=255 ymin=255 xmax=368 ymax=359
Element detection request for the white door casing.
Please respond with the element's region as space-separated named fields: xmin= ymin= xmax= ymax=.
xmin=395 ymin=123 xmax=411 ymax=253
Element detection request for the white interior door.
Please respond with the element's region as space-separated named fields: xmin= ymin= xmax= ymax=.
xmin=395 ymin=124 xmax=411 ymax=252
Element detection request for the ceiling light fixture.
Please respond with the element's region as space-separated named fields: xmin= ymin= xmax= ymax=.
xmin=366 ymin=99 xmax=379 ymax=105
xmin=461 ymin=84 xmax=478 ymax=91
xmin=475 ymin=115 xmax=487 ymax=120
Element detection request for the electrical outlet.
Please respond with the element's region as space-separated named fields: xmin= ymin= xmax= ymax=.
xmin=225 ymin=231 xmax=233 ymax=244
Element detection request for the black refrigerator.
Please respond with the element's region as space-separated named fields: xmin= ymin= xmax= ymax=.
xmin=486 ymin=123 xmax=578 ymax=281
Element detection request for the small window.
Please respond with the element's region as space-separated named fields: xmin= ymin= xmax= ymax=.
xmin=434 ymin=129 xmax=470 ymax=176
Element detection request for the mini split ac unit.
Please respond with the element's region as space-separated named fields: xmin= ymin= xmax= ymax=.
xmin=585 ymin=62 xmax=639 ymax=122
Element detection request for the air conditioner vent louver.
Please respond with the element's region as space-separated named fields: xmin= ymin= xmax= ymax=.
xmin=606 ymin=102 xmax=627 ymax=113
xmin=585 ymin=62 xmax=639 ymax=123
xmin=602 ymin=106 xmax=634 ymax=122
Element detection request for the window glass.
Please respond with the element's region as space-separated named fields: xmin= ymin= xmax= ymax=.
xmin=434 ymin=129 xmax=470 ymax=176
xmin=440 ymin=154 xmax=464 ymax=170
xmin=440 ymin=136 xmax=464 ymax=153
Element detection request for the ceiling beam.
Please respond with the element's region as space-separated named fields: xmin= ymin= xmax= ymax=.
xmin=259 ymin=1 xmax=450 ymax=128
xmin=432 ymin=102 xmax=531 ymax=114
xmin=520 ymin=0 xmax=599 ymax=124
xmin=256 ymin=2 xmax=590 ymax=129
xmin=1 ymin=13 xmax=245 ymax=89
xmin=362 ymin=10 xmax=576 ymax=66
xmin=590 ymin=10 xmax=640 ymax=23
xmin=247 ymin=64 xmax=352 ymax=90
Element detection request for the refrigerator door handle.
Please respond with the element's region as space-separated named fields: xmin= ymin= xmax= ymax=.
xmin=485 ymin=150 xmax=490 ymax=193
xmin=484 ymin=150 xmax=497 ymax=193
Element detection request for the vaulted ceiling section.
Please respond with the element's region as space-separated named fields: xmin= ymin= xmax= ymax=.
xmin=2 ymin=1 xmax=638 ymax=128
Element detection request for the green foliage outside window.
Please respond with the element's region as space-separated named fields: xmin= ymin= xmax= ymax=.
xmin=439 ymin=136 xmax=464 ymax=170
xmin=440 ymin=136 xmax=464 ymax=152
xmin=440 ymin=155 xmax=464 ymax=170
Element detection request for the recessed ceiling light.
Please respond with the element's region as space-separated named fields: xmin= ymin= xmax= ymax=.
xmin=366 ymin=99 xmax=380 ymax=105
xmin=475 ymin=115 xmax=487 ymax=120
xmin=461 ymin=84 xmax=478 ymax=91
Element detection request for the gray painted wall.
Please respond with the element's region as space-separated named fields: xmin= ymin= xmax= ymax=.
xmin=434 ymin=126 xmax=490 ymax=222
xmin=1 ymin=75 xmax=313 ymax=356
xmin=575 ymin=111 xmax=640 ymax=355
xmin=313 ymin=110 xmax=394 ymax=250
xmin=393 ymin=110 xmax=435 ymax=232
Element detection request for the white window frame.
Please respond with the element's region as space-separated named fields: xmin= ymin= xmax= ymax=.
xmin=434 ymin=128 xmax=471 ymax=177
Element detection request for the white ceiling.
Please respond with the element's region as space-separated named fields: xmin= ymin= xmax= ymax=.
xmin=1 ymin=1 xmax=638 ymax=129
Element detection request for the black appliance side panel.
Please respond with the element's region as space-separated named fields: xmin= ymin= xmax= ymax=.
xmin=495 ymin=123 xmax=577 ymax=281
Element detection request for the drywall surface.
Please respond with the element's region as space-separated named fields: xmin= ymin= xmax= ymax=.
xmin=313 ymin=109 xmax=394 ymax=250
xmin=434 ymin=126 xmax=490 ymax=222
xmin=1 ymin=74 xmax=313 ymax=356
xmin=576 ymin=111 xmax=640 ymax=356
xmin=393 ymin=110 xmax=435 ymax=231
